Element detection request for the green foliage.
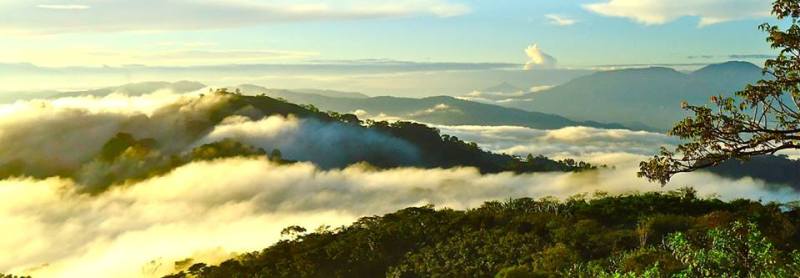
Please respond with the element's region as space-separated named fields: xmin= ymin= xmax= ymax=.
xmin=162 ymin=191 xmax=800 ymax=278
xmin=188 ymin=138 xmax=266 ymax=161
xmin=387 ymin=230 xmax=545 ymax=277
xmin=77 ymin=135 xmax=270 ymax=193
xmin=99 ymin=132 xmax=157 ymax=162
xmin=665 ymin=221 xmax=793 ymax=277
xmin=0 ymin=274 xmax=32 ymax=278
xmin=640 ymin=0 xmax=800 ymax=184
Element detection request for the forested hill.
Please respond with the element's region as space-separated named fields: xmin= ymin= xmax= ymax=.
xmin=210 ymin=90 xmax=600 ymax=174
xmin=0 ymin=89 xmax=597 ymax=194
xmin=163 ymin=190 xmax=800 ymax=278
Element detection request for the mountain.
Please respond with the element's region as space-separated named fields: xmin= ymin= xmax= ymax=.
xmin=706 ymin=155 xmax=800 ymax=190
xmin=52 ymin=81 xmax=206 ymax=98
xmin=236 ymin=84 xmax=629 ymax=130
xmin=483 ymin=82 xmax=524 ymax=93
xmin=2 ymin=81 xmax=632 ymax=130
xmin=497 ymin=61 xmax=765 ymax=130
xmin=1 ymin=90 xmax=598 ymax=193
xmin=689 ymin=61 xmax=763 ymax=91
xmin=291 ymin=89 xmax=369 ymax=99
xmin=0 ymin=90 xmax=60 ymax=103
xmin=0 ymin=81 xmax=208 ymax=104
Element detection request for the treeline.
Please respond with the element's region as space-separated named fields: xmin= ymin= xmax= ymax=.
xmin=0 ymin=274 xmax=30 ymax=278
xmin=364 ymin=120 xmax=600 ymax=174
xmin=164 ymin=189 xmax=800 ymax=277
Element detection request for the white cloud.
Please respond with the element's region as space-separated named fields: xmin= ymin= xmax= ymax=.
xmin=197 ymin=115 xmax=421 ymax=168
xmin=3 ymin=150 xmax=796 ymax=277
xmin=1 ymin=90 xmax=798 ymax=277
xmin=408 ymin=103 xmax=461 ymax=117
xmin=584 ymin=0 xmax=770 ymax=26
xmin=0 ymin=0 xmax=471 ymax=34
xmin=0 ymin=91 xmax=424 ymax=177
xmin=432 ymin=124 xmax=676 ymax=161
xmin=524 ymin=44 xmax=558 ymax=70
xmin=545 ymin=14 xmax=577 ymax=26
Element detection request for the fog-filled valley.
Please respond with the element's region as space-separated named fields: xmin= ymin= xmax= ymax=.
xmin=6 ymin=1 xmax=800 ymax=277
xmin=2 ymin=83 xmax=800 ymax=277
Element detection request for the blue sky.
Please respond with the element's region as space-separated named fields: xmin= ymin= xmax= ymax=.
xmin=0 ymin=0 xmax=778 ymax=68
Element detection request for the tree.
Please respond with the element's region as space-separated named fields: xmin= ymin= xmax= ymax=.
xmin=665 ymin=221 xmax=795 ymax=277
xmin=640 ymin=0 xmax=800 ymax=184
xmin=270 ymin=149 xmax=283 ymax=162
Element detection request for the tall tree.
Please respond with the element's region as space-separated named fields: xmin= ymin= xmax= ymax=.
xmin=640 ymin=0 xmax=800 ymax=184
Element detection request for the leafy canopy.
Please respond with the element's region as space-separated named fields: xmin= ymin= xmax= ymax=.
xmin=640 ymin=0 xmax=800 ymax=184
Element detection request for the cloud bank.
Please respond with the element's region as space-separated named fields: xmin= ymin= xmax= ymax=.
xmin=3 ymin=156 xmax=796 ymax=277
xmin=0 ymin=91 xmax=423 ymax=181
xmin=1 ymin=91 xmax=798 ymax=277
xmin=198 ymin=115 xmax=420 ymax=168
xmin=584 ymin=0 xmax=770 ymax=26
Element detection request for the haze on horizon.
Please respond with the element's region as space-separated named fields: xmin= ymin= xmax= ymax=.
xmin=5 ymin=1 xmax=800 ymax=278
xmin=0 ymin=0 xmax=781 ymax=96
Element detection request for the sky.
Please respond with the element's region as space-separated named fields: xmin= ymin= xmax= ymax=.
xmin=0 ymin=0 xmax=780 ymax=68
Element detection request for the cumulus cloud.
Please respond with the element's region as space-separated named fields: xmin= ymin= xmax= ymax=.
xmin=0 ymin=0 xmax=471 ymax=34
xmin=545 ymin=14 xmax=577 ymax=26
xmin=524 ymin=44 xmax=558 ymax=70
xmin=584 ymin=0 xmax=770 ymax=26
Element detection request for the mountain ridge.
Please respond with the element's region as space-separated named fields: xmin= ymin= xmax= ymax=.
xmin=500 ymin=61 xmax=765 ymax=130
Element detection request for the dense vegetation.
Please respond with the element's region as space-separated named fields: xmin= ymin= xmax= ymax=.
xmin=162 ymin=189 xmax=800 ymax=277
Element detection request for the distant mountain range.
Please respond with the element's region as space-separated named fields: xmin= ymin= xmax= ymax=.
xmin=3 ymin=61 xmax=764 ymax=131
xmin=0 ymin=81 xmax=207 ymax=103
xmin=53 ymin=81 xmax=206 ymax=98
xmin=235 ymin=84 xmax=628 ymax=130
xmin=0 ymin=80 xmax=629 ymax=130
xmin=488 ymin=61 xmax=765 ymax=130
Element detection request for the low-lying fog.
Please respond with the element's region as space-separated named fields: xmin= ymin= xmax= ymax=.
xmin=1 ymin=91 xmax=797 ymax=277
